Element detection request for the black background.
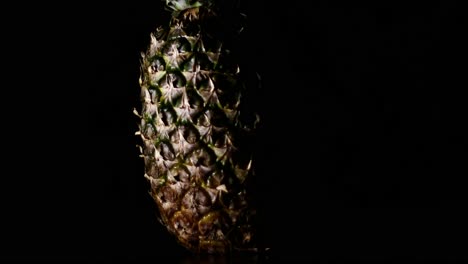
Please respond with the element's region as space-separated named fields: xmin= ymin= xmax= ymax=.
xmin=3 ymin=1 xmax=466 ymax=262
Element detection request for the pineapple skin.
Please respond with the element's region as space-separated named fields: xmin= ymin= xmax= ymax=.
xmin=137 ymin=1 xmax=260 ymax=254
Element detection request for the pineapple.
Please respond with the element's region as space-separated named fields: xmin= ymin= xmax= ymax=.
xmin=136 ymin=0 xmax=261 ymax=254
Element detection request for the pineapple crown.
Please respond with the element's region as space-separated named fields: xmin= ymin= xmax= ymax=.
xmin=163 ymin=0 xmax=246 ymax=39
xmin=165 ymin=0 xmax=208 ymax=11
xmin=164 ymin=0 xmax=240 ymax=12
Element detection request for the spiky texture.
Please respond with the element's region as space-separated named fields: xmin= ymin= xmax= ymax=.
xmin=136 ymin=0 xmax=260 ymax=254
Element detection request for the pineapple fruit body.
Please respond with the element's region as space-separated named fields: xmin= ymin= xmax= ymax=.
xmin=137 ymin=0 xmax=260 ymax=254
